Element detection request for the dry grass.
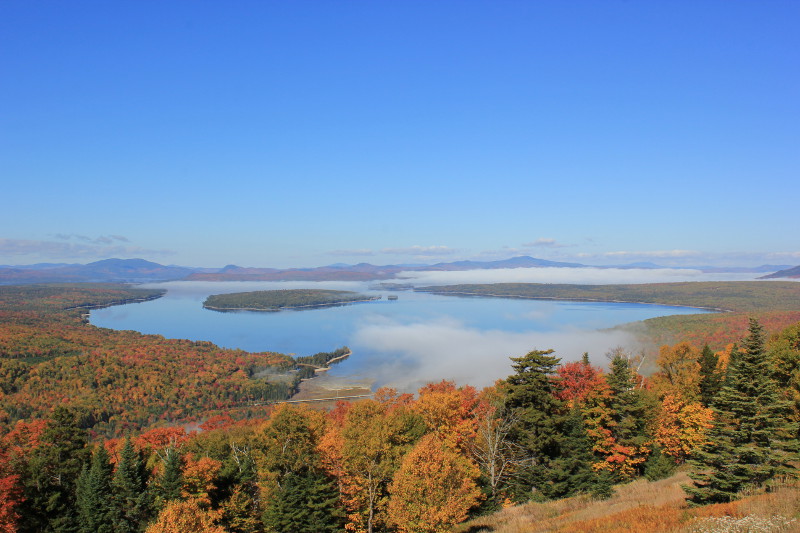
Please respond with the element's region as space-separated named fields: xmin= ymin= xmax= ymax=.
xmin=453 ymin=472 xmax=800 ymax=533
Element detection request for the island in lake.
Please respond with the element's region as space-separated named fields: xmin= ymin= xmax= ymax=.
xmin=203 ymin=288 xmax=381 ymax=311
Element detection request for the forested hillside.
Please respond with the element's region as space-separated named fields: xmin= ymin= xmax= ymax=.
xmin=0 ymin=284 xmax=320 ymax=435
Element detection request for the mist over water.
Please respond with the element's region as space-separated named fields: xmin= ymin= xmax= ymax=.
xmin=348 ymin=317 xmax=637 ymax=390
xmin=396 ymin=267 xmax=761 ymax=285
xmin=91 ymin=271 xmax=720 ymax=391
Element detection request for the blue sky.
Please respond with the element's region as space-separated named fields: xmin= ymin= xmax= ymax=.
xmin=1 ymin=1 xmax=798 ymax=269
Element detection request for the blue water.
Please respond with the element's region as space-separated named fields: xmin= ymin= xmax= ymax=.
xmin=90 ymin=281 xmax=711 ymax=389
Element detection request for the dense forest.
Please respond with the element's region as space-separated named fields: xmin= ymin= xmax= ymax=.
xmin=0 ymin=283 xmax=798 ymax=532
xmin=0 ymin=285 xmax=349 ymax=435
xmin=203 ymin=289 xmax=380 ymax=312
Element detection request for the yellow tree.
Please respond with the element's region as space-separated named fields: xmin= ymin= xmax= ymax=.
xmin=655 ymin=393 xmax=713 ymax=462
xmin=413 ymin=380 xmax=479 ymax=452
xmin=181 ymin=455 xmax=222 ymax=507
xmin=145 ymin=498 xmax=225 ymax=533
xmin=387 ymin=434 xmax=482 ymax=533
xmin=650 ymin=342 xmax=702 ymax=402
xmin=340 ymin=395 xmax=425 ymax=533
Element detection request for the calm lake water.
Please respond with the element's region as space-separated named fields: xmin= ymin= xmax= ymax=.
xmin=90 ymin=281 xmax=711 ymax=390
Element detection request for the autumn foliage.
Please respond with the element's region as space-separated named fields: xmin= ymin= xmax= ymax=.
xmin=1 ymin=284 xmax=799 ymax=531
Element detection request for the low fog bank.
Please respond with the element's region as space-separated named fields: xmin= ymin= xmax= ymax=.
xmin=139 ymin=268 xmax=763 ymax=299
xmin=398 ymin=267 xmax=760 ymax=286
xmin=139 ymin=280 xmax=372 ymax=298
xmin=351 ymin=317 xmax=639 ymax=392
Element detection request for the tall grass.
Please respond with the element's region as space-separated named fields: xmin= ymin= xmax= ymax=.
xmin=453 ymin=471 xmax=800 ymax=533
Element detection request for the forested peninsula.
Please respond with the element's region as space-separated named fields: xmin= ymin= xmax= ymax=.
xmin=203 ymin=288 xmax=380 ymax=311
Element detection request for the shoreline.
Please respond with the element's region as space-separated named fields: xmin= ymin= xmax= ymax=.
xmin=296 ymin=348 xmax=353 ymax=375
xmin=414 ymin=289 xmax=732 ymax=313
xmin=64 ymin=292 xmax=165 ymax=311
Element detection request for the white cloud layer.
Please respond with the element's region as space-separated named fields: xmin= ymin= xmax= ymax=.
xmin=351 ymin=317 xmax=637 ymax=391
xmin=395 ymin=267 xmax=760 ymax=286
xmin=594 ymin=250 xmax=701 ymax=259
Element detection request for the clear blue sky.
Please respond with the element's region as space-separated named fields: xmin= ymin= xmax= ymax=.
xmin=1 ymin=1 xmax=798 ymax=268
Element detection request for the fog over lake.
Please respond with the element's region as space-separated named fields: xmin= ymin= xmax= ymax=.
xmin=90 ymin=269 xmax=730 ymax=390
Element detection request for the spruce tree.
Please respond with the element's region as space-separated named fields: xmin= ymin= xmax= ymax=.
xmin=542 ymin=406 xmax=601 ymax=499
xmin=262 ymin=467 xmax=344 ymax=533
xmin=686 ymin=319 xmax=799 ymax=504
xmin=76 ymin=445 xmax=114 ymax=533
xmin=19 ymin=406 xmax=90 ymax=533
xmin=643 ymin=445 xmax=677 ymax=482
xmin=154 ymin=447 xmax=183 ymax=510
xmin=605 ymin=353 xmax=652 ymax=480
xmin=502 ymin=349 xmax=563 ymax=500
xmin=698 ymin=345 xmax=722 ymax=407
xmin=112 ymin=437 xmax=152 ymax=533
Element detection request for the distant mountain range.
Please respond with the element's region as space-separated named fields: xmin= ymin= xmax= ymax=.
xmin=0 ymin=257 xmax=796 ymax=284
xmin=0 ymin=258 xmax=199 ymax=284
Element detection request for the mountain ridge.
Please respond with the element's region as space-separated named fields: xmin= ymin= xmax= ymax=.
xmin=759 ymin=265 xmax=800 ymax=279
xmin=0 ymin=257 xmax=794 ymax=284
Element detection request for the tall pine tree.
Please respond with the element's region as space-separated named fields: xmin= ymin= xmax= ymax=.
xmin=19 ymin=406 xmax=90 ymax=533
xmin=76 ymin=445 xmax=114 ymax=533
xmin=686 ymin=318 xmax=799 ymax=504
xmin=603 ymin=352 xmax=653 ymax=481
xmin=154 ymin=447 xmax=183 ymax=510
xmin=502 ymin=349 xmax=563 ymax=501
xmin=698 ymin=345 xmax=723 ymax=407
xmin=112 ymin=437 xmax=153 ymax=533
xmin=542 ymin=406 xmax=608 ymax=499
xmin=262 ymin=467 xmax=344 ymax=533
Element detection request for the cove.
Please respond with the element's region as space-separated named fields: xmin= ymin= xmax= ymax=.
xmin=90 ymin=280 xmax=712 ymax=390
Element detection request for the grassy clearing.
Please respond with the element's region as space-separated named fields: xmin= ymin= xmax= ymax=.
xmin=454 ymin=471 xmax=800 ymax=533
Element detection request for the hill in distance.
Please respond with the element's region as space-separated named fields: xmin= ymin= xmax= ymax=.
xmin=759 ymin=264 xmax=800 ymax=279
xmin=0 ymin=258 xmax=198 ymax=284
xmin=0 ymin=257 xmax=795 ymax=284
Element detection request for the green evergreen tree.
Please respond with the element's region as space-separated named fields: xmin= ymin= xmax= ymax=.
xmin=541 ymin=407 xmax=601 ymax=499
xmin=767 ymin=322 xmax=800 ymax=439
xmin=112 ymin=437 xmax=152 ymax=533
xmin=154 ymin=447 xmax=183 ymax=510
xmin=502 ymin=349 xmax=563 ymax=501
xmin=698 ymin=345 xmax=722 ymax=407
xmin=644 ymin=445 xmax=677 ymax=482
xmin=605 ymin=352 xmax=652 ymax=480
xmin=686 ymin=319 xmax=799 ymax=504
xmin=76 ymin=445 xmax=114 ymax=533
xmin=19 ymin=406 xmax=90 ymax=533
xmin=262 ymin=468 xmax=345 ymax=533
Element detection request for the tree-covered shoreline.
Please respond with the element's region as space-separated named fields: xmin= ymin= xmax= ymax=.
xmin=415 ymin=281 xmax=800 ymax=313
xmin=203 ymin=289 xmax=380 ymax=312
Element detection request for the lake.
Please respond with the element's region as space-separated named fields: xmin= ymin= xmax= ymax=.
xmin=90 ymin=280 xmax=711 ymax=390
